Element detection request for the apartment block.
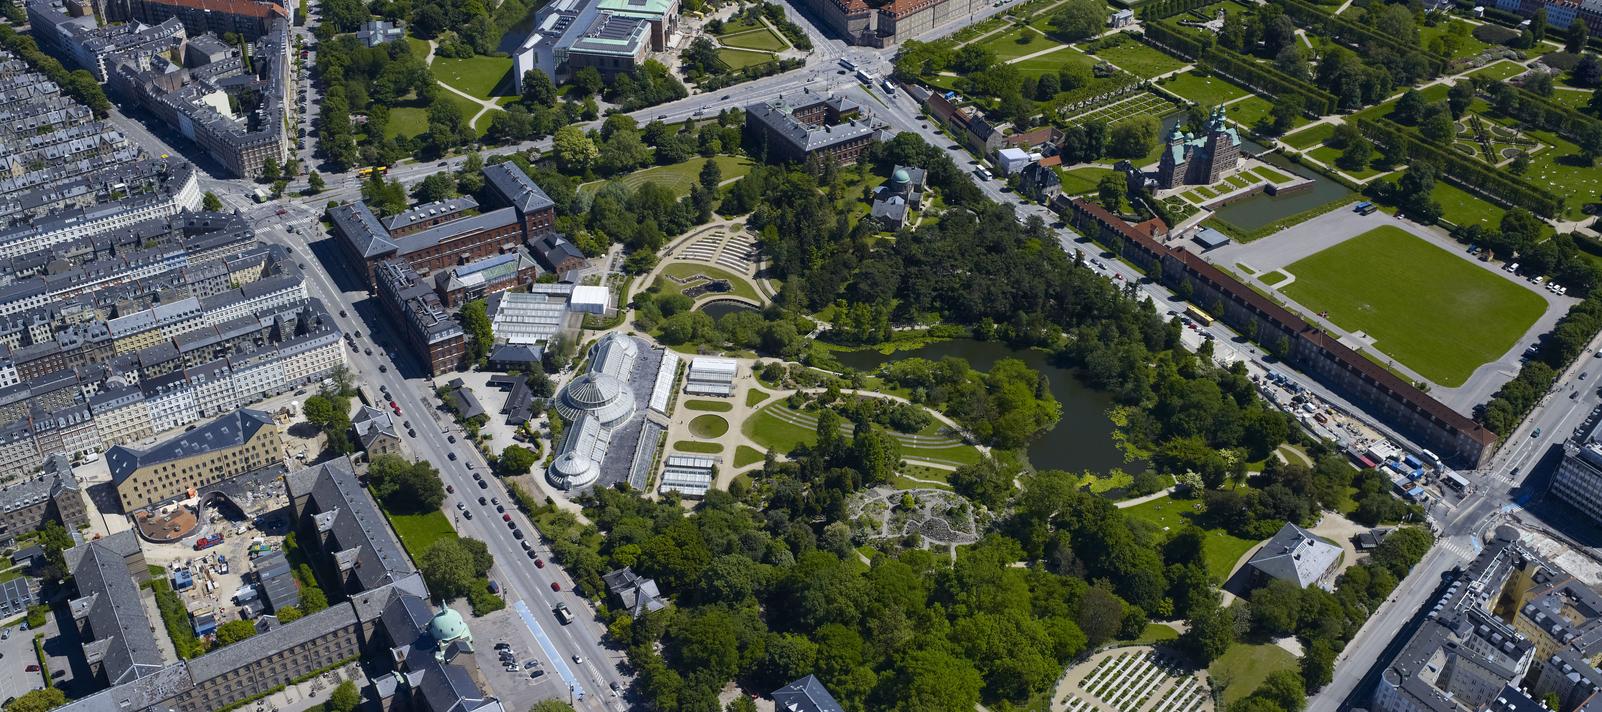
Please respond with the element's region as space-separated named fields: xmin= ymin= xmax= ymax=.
xmin=106 ymin=407 xmax=282 ymax=510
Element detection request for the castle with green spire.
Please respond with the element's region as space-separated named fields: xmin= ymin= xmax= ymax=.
xmin=1156 ymin=106 xmax=1241 ymax=189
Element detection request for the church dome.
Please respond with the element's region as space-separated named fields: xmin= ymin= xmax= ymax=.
xmin=892 ymin=167 xmax=910 ymax=185
xmin=429 ymin=606 xmax=469 ymax=644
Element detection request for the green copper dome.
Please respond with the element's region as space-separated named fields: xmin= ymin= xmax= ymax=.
xmin=892 ymin=167 xmax=911 ymax=184
xmin=429 ymin=605 xmax=470 ymax=644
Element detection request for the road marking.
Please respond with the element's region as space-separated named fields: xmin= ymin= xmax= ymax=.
xmin=514 ymin=599 xmax=585 ymax=701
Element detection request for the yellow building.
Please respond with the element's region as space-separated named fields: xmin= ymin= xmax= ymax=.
xmin=106 ymin=408 xmax=282 ymax=510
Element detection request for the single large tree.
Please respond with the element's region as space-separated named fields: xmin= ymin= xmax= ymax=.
xmin=1050 ymin=0 xmax=1108 ymax=41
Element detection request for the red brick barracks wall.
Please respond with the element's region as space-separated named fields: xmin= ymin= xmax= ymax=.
xmin=1063 ymin=198 xmax=1498 ymax=468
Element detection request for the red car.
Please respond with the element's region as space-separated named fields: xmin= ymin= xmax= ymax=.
xmin=550 ymin=582 xmax=560 ymax=592
xmin=25 ymin=665 xmax=38 ymax=672
xmin=535 ymin=559 xmax=545 ymax=569
xmin=502 ymin=514 xmax=512 ymax=522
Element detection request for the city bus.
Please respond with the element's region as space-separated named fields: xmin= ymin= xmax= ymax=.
xmin=1185 ymin=305 xmax=1215 ymax=326
xmin=355 ymin=165 xmax=389 ymax=178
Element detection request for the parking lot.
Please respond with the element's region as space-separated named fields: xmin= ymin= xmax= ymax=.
xmin=474 ymin=605 xmax=570 ymax=710
xmin=0 ymin=618 xmax=53 ymax=706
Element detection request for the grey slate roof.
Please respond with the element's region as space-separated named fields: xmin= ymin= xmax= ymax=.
xmin=745 ymin=98 xmax=876 ymax=154
xmin=483 ymin=162 xmax=555 ymax=215
xmin=327 ymin=201 xmax=398 ymax=258
xmin=392 ymin=208 xmax=519 ymax=257
xmin=1245 ymin=521 xmax=1341 ymax=588
xmin=602 ymin=566 xmax=666 ymax=616
xmin=382 ymin=196 xmax=479 ymax=233
xmin=772 ymin=675 xmax=845 ymax=712
xmin=186 ymin=601 xmax=359 ymax=683
xmin=286 ymin=456 xmax=416 ymax=591
xmin=66 ymin=531 xmax=166 ymax=686
xmin=107 ymin=408 xmax=275 ymax=485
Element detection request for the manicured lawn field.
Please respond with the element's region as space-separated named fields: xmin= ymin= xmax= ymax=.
xmin=1057 ymin=166 xmax=1122 ymax=195
xmin=980 ymin=26 xmax=1061 ymax=61
xmin=1281 ymin=226 xmax=1548 ymax=386
xmin=1549 ymin=88 xmax=1591 ymax=110
xmin=684 ymin=399 xmax=734 ymax=412
xmin=383 ymin=507 xmax=455 ymax=561
xmin=1160 ymin=70 xmax=1250 ymax=105
xmin=386 ymin=106 xmax=429 ymax=139
xmin=1222 ymin=96 xmax=1275 ymax=131
xmin=1282 ymin=122 xmax=1335 ymax=150
xmin=405 ymin=36 xmax=430 ymax=59
xmin=1418 ymin=19 xmax=1491 ymax=60
xmin=734 ymin=445 xmax=766 ymax=467
xmin=1093 ymin=40 xmax=1187 ymax=78
xmin=1210 ymin=643 xmax=1297 ymax=706
xmin=745 ymin=403 xmax=981 ymax=465
xmin=745 ymin=389 xmax=770 ymax=407
xmin=673 ymin=440 xmax=724 ymax=453
xmin=1353 ymin=83 xmax=1450 ymax=124
xmin=1128 ymin=623 xmax=1180 ymax=645
xmin=1467 ymin=60 xmax=1527 ymax=81
xmin=655 ymin=262 xmax=762 ymax=302
xmin=581 ymin=156 xmax=755 ymax=200
xmin=717 ymin=47 xmax=777 ymax=70
xmin=431 ymin=54 xmax=514 ymax=100
xmin=1520 ymin=128 xmax=1602 ymax=220
xmin=690 ymin=414 xmax=730 ymax=437
xmin=1010 ymin=48 xmax=1099 ymax=79
xmin=1121 ymin=494 xmax=1259 ymax=579
xmin=1309 ymin=145 xmax=1386 ymax=179
xmin=1432 ymin=179 xmax=1507 ymax=229
xmin=1250 ymin=165 xmax=1292 ymax=183
xmin=718 ymin=26 xmax=788 ymax=51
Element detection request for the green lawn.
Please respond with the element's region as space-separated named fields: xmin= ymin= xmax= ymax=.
xmin=1309 ymin=145 xmax=1386 ymax=179
xmin=672 ymin=440 xmax=725 ymax=453
xmin=1281 ymin=226 xmax=1548 ymax=386
xmin=1121 ymin=494 xmax=1260 ymax=578
xmin=744 ymin=405 xmax=819 ymax=454
xmin=1224 ymin=95 xmax=1306 ymax=132
xmin=1519 ymin=128 xmax=1602 ymax=220
xmin=1160 ymin=70 xmax=1250 ymax=105
xmin=1092 ymin=40 xmax=1186 ymax=78
xmin=581 ymin=156 xmax=755 ymax=200
xmin=1250 ymin=165 xmax=1292 ymax=183
xmin=980 ymin=26 xmax=1062 ymax=61
xmin=383 ymin=507 xmax=456 ymax=562
xmin=655 ymin=262 xmax=762 ymax=302
xmin=1419 ymin=19 xmax=1491 ymax=60
xmin=386 ymin=106 xmax=429 ymax=139
xmin=684 ymin=399 xmax=734 ymax=412
xmin=430 ymin=54 xmax=514 ymax=100
xmin=718 ymin=26 xmax=789 ymax=51
xmin=1127 ymin=623 xmax=1180 ymax=645
xmin=745 ymin=389 xmax=770 ymax=407
xmin=1281 ymin=122 xmax=1335 ymax=150
xmin=745 ymin=403 xmax=982 ymax=465
xmin=1467 ymin=60 xmax=1527 ymax=81
xmin=1549 ymin=88 xmax=1591 ymax=110
xmin=1057 ymin=166 xmax=1122 ymax=196
xmin=718 ymin=47 xmax=777 ymax=70
xmin=1010 ymin=48 xmax=1099 ymax=79
xmin=734 ymin=445 xmax=766 ymax=467
xmin=405 ymin=36 xmax=430 ymax=60
xmin=1210 ymin=643 xmax=1298 ymax=706
xmin=689 ymin=414 xmax=730 ymax=437
xmin=1432 ymin=179 xmax=1507 ymax=229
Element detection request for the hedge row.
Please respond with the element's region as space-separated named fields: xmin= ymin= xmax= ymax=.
xmin=1491 ymin=82 xmax=1602 ymax=145
xmin=1278 ymin=0 xmax=1447 ymax=76
xmin=1139 ymin=0 xmax=1217 ymax=21
xmin=1142 ymin=24 xmax=1336 ymax=114
xmin=1355 ymin=117 xmax=1564 ymax=217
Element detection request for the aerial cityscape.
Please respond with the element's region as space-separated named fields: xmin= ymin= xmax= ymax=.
xmin=1 ymin=0 xmax=1602 ymax=708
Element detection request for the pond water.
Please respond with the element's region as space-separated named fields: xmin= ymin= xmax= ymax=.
xmin=697 ymin=300 xmax=758 ymax=320
xmin=833 ymin=339 xmax=1144 ymax=475
xmin=1205 ymin=150 xmax=1356 ymax=233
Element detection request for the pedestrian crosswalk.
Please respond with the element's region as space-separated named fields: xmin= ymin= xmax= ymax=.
xmin=1437 ymin=536 xmax=1480 ymax=562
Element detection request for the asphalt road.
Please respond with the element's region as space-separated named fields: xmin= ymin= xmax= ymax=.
xmin=254 ymin=219 xmax=627 ymax=711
